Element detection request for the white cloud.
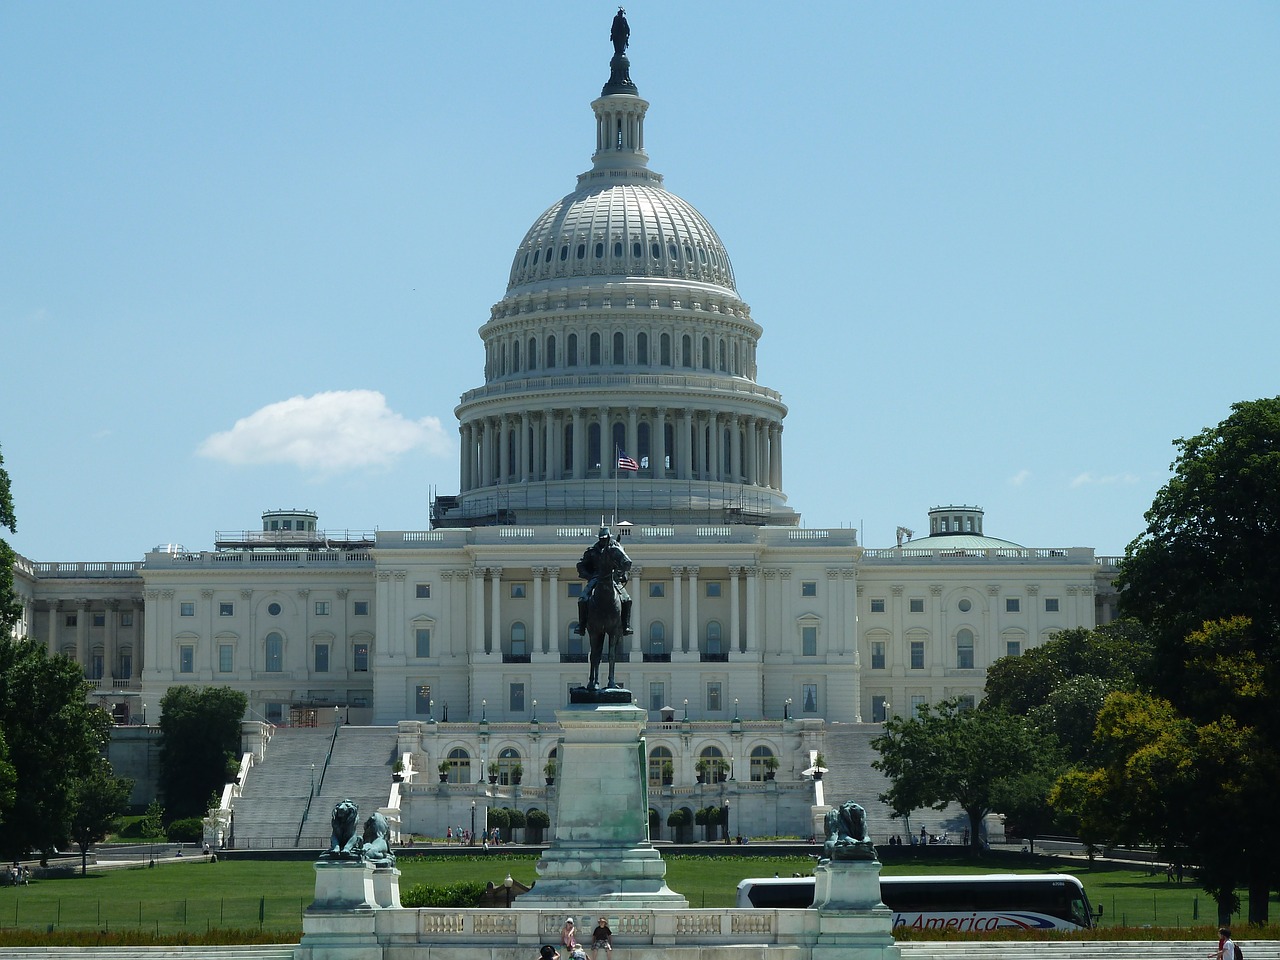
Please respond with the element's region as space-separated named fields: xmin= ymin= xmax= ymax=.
xmin=1009 ymin=469 xmax=1031 ymax=487
xmin=197 ymin=390 xmax=451 ymax=473
xmin=1070 ymin=471 xmax=1140 ymax=488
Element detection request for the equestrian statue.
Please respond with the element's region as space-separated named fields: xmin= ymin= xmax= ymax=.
xmin=576 ymin=526 xmax=633 ymax=691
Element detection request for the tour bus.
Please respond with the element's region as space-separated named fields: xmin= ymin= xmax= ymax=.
xmin=735 ymin=873 xmax=1098 ymax=931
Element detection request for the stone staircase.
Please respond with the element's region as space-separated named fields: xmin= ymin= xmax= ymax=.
xmin=231 ymin=726 xmax=334 ymax=847
xmin=298 ymin=725 xmax=398 ymax=846
xmin=823 ymin=723 xmax=970 ymax=842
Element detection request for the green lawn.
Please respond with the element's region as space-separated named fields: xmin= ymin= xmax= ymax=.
xmin=0 ymin=851 xmax=1268 ymax=939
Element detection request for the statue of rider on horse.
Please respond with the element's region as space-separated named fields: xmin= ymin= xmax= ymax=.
xmin=576 ymin=526 xmax=633 ymax=639
xmin=575 ymin=526 xmax=633 ymax=693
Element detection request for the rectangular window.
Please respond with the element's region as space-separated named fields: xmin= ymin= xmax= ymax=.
xmin=353 ymin=642 xmax=369 ymax=672
xmin=92 ymin=613 xmax=106 ymax=627
xmin=705 ymin=582 xmax=721 ymax=597
xmin=315 ymin=600 xmax=330 ymax=616
xmin=415 ymin=684 xmax=431 ymax=715
xmin=415 ymin=628 xmax=431 ymax=658
xmin=509 ymin=682 xmax=525 ymax=713
xmin=872 ymin=695 xmax=888 ymax=722
xmin=957 ymin=695 xmax=976 ymax=712
xmin=1006 ymin=640 xmax=1022 ymax=658
xmin=315 ymin=643 xmax=330 ymax=673
xmin=648 ymin=582 xmax=665 ymax=598
xmin=1045 ymin=598 xmax=1060 ymax=612
xmin=802 ymin=683 xmax=818 ymax=713
xmin=801 ymin=581 xmax=817 ymax=597
xmin=353 ymin=600 xmax=369 ymax=616
xmin=218 ymin=644 xmax=233 ymax=673
xmin=415 ymin=583 xmax=431 ymax=599
xmin=909 ymin=598 xmax=924 ymax=614
xmin=118 ymin=652 xmax=132 ymax=678
xmin=567 ymin=583 xmax=582 ymax=598
xmin=911 ymin=695 xmax=927 ymax=719
xmin=910 ymin=640 xmax=925 ymax=669
xmin=870 ymin=599 xmax=886 ymax=613
xmin=180 ymin=602 xmax=195 ymax=617
xmin=510 ymin=583 xmax=527 ymax=598
xmin=219 ymin=602 xmax=234 ymax=617
xmin=649 ymin=681 xmax=665 ymax=712
xmin=871 ymin=641 xmax=886 ymax=670
xmin=121 ymin=612 xmax=133 ymax=627
xmin=801 ymin=625 xmax=817 ymax=656
xmin=179 ymin=645 xmax=194 ymax=674
xmin=706 ymin=682 xmax=722 ymax=712
xmin=1005 ymin=597 xmax=1021 ymax=613
xmin=65 ymin=614 xmax=77 ymax=628
xmin=957 ymin=632 xmax=975 ymax=669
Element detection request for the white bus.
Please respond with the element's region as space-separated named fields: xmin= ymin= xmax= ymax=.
xmin=735 ymin=873 xmax=1098 ymax=931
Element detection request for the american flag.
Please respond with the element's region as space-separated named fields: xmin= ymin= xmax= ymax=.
xmin=617 ymin=450 xmax=639 ymax=471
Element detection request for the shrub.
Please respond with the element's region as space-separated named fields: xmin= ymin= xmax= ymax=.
xmin=526 ymin=809 xmax=551 ymax=829
xmin=401 ymin=880 xmax=489 ymax=908
xmin=165 ymin=817 xmax=204 ymax=843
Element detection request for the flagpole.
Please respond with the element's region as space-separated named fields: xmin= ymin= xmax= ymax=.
xmin=613 ymin=443 xmax=620 ymax=526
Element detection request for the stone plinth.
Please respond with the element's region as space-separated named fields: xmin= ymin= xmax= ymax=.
xmin=811 ymin=858 xmax=900 ymax=960
xmin=297 ymin=860 xmax=391 ymax=960
xmin=516 ymin=701 xmax=687 ymax=908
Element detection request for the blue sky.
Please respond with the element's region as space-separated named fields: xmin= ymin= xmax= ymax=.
xmin=2 ymin=1 xmax=1277 ymax=561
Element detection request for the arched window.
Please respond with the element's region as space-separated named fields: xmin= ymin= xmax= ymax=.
xmin=660 ymin=332 xmax=671 ymax=366
xmin=528 ymin=337 xmax=537 ymax=371
xmin=612 ymin=422 xmax=626 ymax=462
xmin=512 ymin=340 xmax=520 ymax=372
xmin=589 ymin=332 xmax=601 ymax=365
xmin=956 ymin=628 xmax=975 ymax=669
xmin=588 ymin=422 xmax=601 ymax=472
xmin=718 ymin=339 xmax=727 ymax=371
xmin=732 ymin=341 xmax=740 ymax=375
xmin=501 ymin=342 xmax=508 ymax=376
xmin=265 ymin=632 xmax=283 ymax=672
xmin=681 ymin=335 xmax=692 ymax=368
xmin=497 ymin=747 xmax=522 ymax=786
xmin=612 ymin=331 xmax=625 ymax=365
xmin=562 ymin=423 xmax=574 ymax=473
xmin=567 ymin=333 xmax=578 ymax=367
xmin=637 ymin=332 xmax=648 ymax=365
xmin=701 ymin=336 xmax=712 ymax=370
xmin=705 ymin=621 xmax=723 ymax=657
xmin=638 ymin=421 xmax=651 ymax=469
xmin=698 ymin=745 xmax=726 ymax=782
xmin=750 ymin=745 xmax=777 ymax=782
xmin=546 ymin=334 xmax=556 ymax=368
xmin=510 ymin=621 xmax=527 ymax=656
xmin=648 ymin=745 xmax=674 ymax=786
xmin=446 ymin=747 xmax=471 ymax=784
xmin=647 ymin=621 xmax=666 ymax=657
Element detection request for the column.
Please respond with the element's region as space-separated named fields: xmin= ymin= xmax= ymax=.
xmin=687 ymin=566 xmax=700 ymax=654
xmin=745 ymin=567 xmax=760 ymax=655
xmin=654 ymin=407 xmax=667 ymax=480
xmin=519 ymin=412 xmax=531 ymax=482
xmin=104 ymin=599 xmax=119 ymax=682
xmin=710 ymin=414 xmax=722 ymax=481
xmin=627 ymin=406 xmax=638 ymax=468
xmin=460 ymin=423 xmax=471 ymax=491
xmin=1027 ymin=585 xmax=1041 ymax=644
xmin=671 ymin=566 xmax=684 ymax=654
xmin=479 ymin=419 xmax=492 ymax=487
xmin=488 ymin=567 xmax=503 ymax=656
xmin=769 ymin=423 xmax=782 ymax=490
xmin=630 ymin=565 xmax=643 ymax=649
xmin=572 ymin=408 xmax=585 ymax=479
xmin=597 ymin=406 xmax=611 ymax=479
xmin=728 ymin=566 xmax=741 ymax=654
xmin=76 ymin=599 xmax=90 ymax=672
xmin=730 ymin=414 xmax=742 ymax=483
xmin=680 ymin=409 xmax=694 ymax=481
xmin=532 ymin=567 xmax=544 ymax=655
xmin=46 ymin=600 xmax=59 ymax=656
xmin=471 ymin=567 xmax=486 ymax=657
xmin=544 ymin=409 xmax=556 ymax=481
xmin=498 ymin=415 xmax=510 ymax=484
xmin=548 ymin=567 xmax=560 ymax=655
xmin=744 ymin=417 xmax=758 ymax=485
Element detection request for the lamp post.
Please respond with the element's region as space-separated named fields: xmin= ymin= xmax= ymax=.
xmin=723 ymin=800 xmax=731 ymax=844
xmin=142 ymin=703 xmax=147 ymax=724
xmin=683 ymin=698 xmax=689 ymax=720
xmin=334 ymin=705 xmax=340 ymax=728
xmin=310 ymin=763 xmax=315 ymax=797
xmin=429 ymin=699 xmax=435 ymax=722
xmin=504 ymin=872 xmax=514 ymax=907
xmin=784 ymin=698 xmax=792 ymax=720
xmin=531 ymin=699 xmax=537 ymax=723
xmin=481 ymin=699 xmax=487 ymax=722
xmin=470 ymin=801 xmax=476 ymax=846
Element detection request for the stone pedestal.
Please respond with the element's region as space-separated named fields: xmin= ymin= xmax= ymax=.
xmin=811 ymin=858 xmax=900 ymax=960
xmin=516 ymin=701 xmax=687 ymax=908
xmin=298 ymin=860 xmax=390 ymax=960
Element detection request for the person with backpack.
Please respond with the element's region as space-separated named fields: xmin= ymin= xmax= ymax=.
xmin=1212 ymin=926 xmax=1241 ymax=960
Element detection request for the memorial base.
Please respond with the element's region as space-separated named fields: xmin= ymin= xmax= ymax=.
xmin=811 ymin=858 xmax=900 ymax=960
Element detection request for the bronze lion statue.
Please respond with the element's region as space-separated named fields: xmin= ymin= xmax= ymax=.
xmin=361 ymin=811 xmax=395 ymax=866
xmin=821 ymin=800 xmax=877 ymax=862
xmin=326 ymin=798 xmax=362 ymax=859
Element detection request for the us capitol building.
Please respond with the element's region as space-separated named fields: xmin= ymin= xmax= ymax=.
xmin=9 ymin=19 xmax=1117 ymax=840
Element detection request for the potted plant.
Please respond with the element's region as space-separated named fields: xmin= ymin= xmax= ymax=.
xmin=660 ymin=760 xmax=674 ymax=785
xmin=714 ymin=758 xmax=729 ymax=783
xmin=392 ymin=759 xmax=405 ymax=782
xmin=488 ymin=761 xmax=499 ymax=784
xmin=511 ymin=763 xmax=523 ymax=785
xmin=695 ymin=758 xmax=709 ymax=784
xmin=763 ymin=755 xmax=780 ymax=781
xmin=544 ymin=758 xmax=557 ymax=785
xmin=438 ymin=759 xmax=450 ymax=783
xmin=812 ymin=753 xmax=827 ymax=781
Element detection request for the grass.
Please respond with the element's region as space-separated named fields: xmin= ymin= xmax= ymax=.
xmin=0 ymin=849 xmax=1274 ymax=944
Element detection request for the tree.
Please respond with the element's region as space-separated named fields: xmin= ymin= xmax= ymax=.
xmin=68 ymin=759 xmax=133 ymax=875
xmin=0 ymin=730 xmax=16 ymax=829
xmin=158 ymin=686 xmax=247 ymax=819
xmin=0 ymin=443 xmax=23 ymax=635
xmin=0 ymin=637 xmax=111 ymax=861
xmin=871 ymin=698 xmax=1060 ymax=853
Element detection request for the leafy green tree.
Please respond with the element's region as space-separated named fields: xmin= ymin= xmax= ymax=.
xmin=68 ymin=759 xmax=134 ymax=875
xmin=0 ymin=637 xmax=111 ymax=861
xmin=0 ymin=729 xmax=16 ymax=828
xmin=871 ymin=698 xmax=1060 ymax=853
xmin=138 ymin=799 xmax=165 ymax=839
xmin=158 ymin=686 xmax=247 ymax=818
xmin=0 ymin=443 xmax=23 ymax=635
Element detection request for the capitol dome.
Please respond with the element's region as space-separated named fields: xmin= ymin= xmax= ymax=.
xmin=434 ymin=22 xmax=797 ymax=529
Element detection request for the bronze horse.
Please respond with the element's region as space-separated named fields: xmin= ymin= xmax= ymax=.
xmin=584 ymin=547 xmax=626 ymax=691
